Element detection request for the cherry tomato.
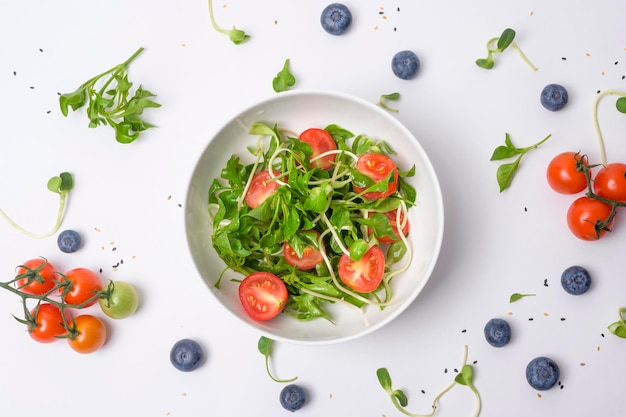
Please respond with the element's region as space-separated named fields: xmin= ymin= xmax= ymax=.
xmin=67 ymin=315 xmax=107 ymax=354
xmin=546 ymin=152 xmax=589 ymax=194
xmin=244 ymin=170 xmax=281 ymax=209
xmin=338 ymin=245 xmax=385 ymax=293
xmin=15 ymin=258 xmax=58 ymax=295
xmin=298 ymin=128 xmax=337 ymax=170
xmin=238 ymin=272 xmax=288 ymax=321
xmin=283 ymin=232 xmax=323 ymax=270
xmin=353 ymin=153 xmax=399 ymax=200
xmin=60 ymin=268 xmax=103 ymax=308
xmin=98 ymin=281 xmax=139 ymax=319
xmin=567 ymin=196 xmax=614 ymax=240
xmin=593 ymin=162 xmax=626 ymax=202
xmin=370 ymin=209 xmax=410 ymax=243
xmin=29 ymin=303 xmax=70 ymax=343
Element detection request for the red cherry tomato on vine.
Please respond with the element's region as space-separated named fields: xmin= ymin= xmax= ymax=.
xmin=298 ymin=128 xmax=338 ymax=170
xmin=353 ymin=153 xmax=399 ymax=200
xmin=593 ymin=162 xmax=626 ymax=202
xmin=15 ymin=258 xmax=58 ymax=295
xmin=67 ymin=314 xmax=107 ymax=354
xmin=283 ymin=234 xmax=323 ymax=270
xmin=60 ymin=268 xmax=103 ymax=307
xmin=338 ymin=245 xmax=385 ymax=293
xmin=238 ymin=272 xmax=288 ymax=321
xmin=29 ymin=303 xmax=70 ymax=343
xmin=546 ymin=152 xmax=589 ymax=194
xmin=244 ymin=170 xmax=281 ymax=209
xmin=566 ymin=196 xmax=614 ymax=240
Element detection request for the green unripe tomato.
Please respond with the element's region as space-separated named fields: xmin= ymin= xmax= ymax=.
xmin=99 ymin=281 xmax=139 ymax=319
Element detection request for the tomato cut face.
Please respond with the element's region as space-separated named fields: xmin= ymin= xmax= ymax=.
xmin=298 ymin=128 xmax=337 ymax=170
xmin=371 ymin=209 xmax=410 ymax=243
xmin=593 ymin=162 xmax=626 ymax=202
xmin=353 ymin=153 xmax=399 ymax=200
xmin=283 ymin=240 xmax=323 ymax=270
xmin=546 ymin=152 xmax=588 ymax=194
xmin=238 ymin=272 xmax=288 ymax=321
xmin=567 ymin=196 xmax=614 ymax=240
xmin=338 ymin=245 xmax=385 ymax=293
xmin=15 ymin=258 xmax=58 ymax=295
xmin=244 ymin=170 xmax=281 ymax=209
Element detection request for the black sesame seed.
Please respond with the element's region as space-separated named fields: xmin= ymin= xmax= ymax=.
xmin=473 ymin=360 xmax=478 ymax=364
xmin=561 ymin=57 xmax=567 ymax=60
xmin=560 ymin=385 xmax=564 ymax=390
xmin=421 ymin=389 xmax=425 ymax=394
xmin=12 ymin=71 xmax=16 ymax=76
xmin=560 ymin=317 xmax=566 ymax=321
xmin=461 ymin=329 xmax=467 ymax=333
xmin=112 ymin=262 xmax=120 ymax=268
xmin=99 ymin=268 xmax=103 ymax=273
xmin=453 ymin=368 xmax=458 ymax=373
xmin=544 ymin=279 xmax=549 ymax=287
xmin=112 ymin=247 xmax=117 ymax=251
xmin=528 ymin=317 xmax=534 ymax=321
xmin=378 ymin=11 xmax=384 ymax=14
xmin=444 ymin=368 xmax=448 ymax=373
xmin=46 ymin=110 xmax=51 ymax=114
xmin=524 ymin=207 xmax=528 ymax=212
xmin=120 ymin=259 xmax=124 ymax=264
xmin=39 ymin=48 xmax=43 ymax=52
xmin=622 ymin=75 xmax=625 ymax=80
xmin=29 ymin=86 xmax=34 ymax=89
xmin=397 ymin=7 xmax=400 ymax=11
xmin=601 ymin=333 xmax=605 ymax=337
xmin=615 ymin=61 xmax=619 ymax=65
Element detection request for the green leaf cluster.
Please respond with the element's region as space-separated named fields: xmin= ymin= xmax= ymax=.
xmin=490 ymin=133 xmax=551 ymax=192
xmin=59 ymin=47 xmax=160 ymax=144
xmin=209 ymin=122 xmax=416 ymax=321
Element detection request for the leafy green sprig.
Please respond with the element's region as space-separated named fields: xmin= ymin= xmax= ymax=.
xmin=59 ymin=47 xmax=160 ymax=144
xmin=273 ymin=59 xmax=296 ymax=93
xmin=378 ymin=92 xmax=401 ymax=113
xmin=476 ymin=28 xmax=537 ymax=71
xmin=207 ymin=0 xmax=250 ymax=44
xmin=608 ymin=308 xmax=626 ymax=338
xmin=0 ymin=172 xmax=72 ymax=238
xmin=377 ymin=345 xmax=481 ymax=417
xmin=490 ymin=133 xmax=551 ymax=192
xmin=258 ymin=336 xmax=297 ymax=383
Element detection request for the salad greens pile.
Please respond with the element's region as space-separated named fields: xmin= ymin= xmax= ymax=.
xmin=208 ymin=122 xmax=416 ymax=321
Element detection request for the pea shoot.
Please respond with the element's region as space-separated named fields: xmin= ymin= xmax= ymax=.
xmin=273 ymin=59 xmax=296 ymax=93
xmin=207 ymin=0 xmax=250 ymax=45
xmin=476 ymin=28 xmax=537 ymax=71
xmin=378 ymin=92 xmax=401 ymax=113
xmin=490 ymin=133 xmax=551 ymax=192
xmin=59 ymin=47 xmax=160 ymax=144
xmin=0 ymin=172 xmax=72 ymax=238
xmin=608 ymin=308 xmax=626 ymax=338
xmin=258 ymin=336 xmax=297 ymax=383
xmin=377 ymin=345 xmax=481 ymax=417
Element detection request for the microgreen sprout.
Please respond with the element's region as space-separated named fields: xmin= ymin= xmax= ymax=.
xmin=273 ymin=59 xmax=296 ymax=93
xmin=258 ymin=336 xmax=297 ymax=383
xmin=476 ymin=28 xmax=537 ymax=71
xmin=509 ymin=293 xmax=536 ymax=303
xmin=378 ymin=92 xmax=401 ymax=113
xmin=0 ymin=172 xmax=72 ymax=238
xmin=608 ymin=308 xmax=626 ymax=338
xmin=490 ymin=133 xmax=551 ymax=192
xmin=207 ymin=0 xmax=250 ymax=45
xmin=592 ymin=90 xmax=626 ymax=166
xmin=59 ymin=47 xmax=160 ymax=144
xmin=377 ymin=345 xmax=481 ymax=417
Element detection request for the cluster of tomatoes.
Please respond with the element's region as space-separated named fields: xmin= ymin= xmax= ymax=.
xmin=5 ymin=258 xmax=139 ymax=354
xmin=547 ymin=152 xmax=626 ymax=240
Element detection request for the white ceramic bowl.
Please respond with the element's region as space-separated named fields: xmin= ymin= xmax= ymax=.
xmin=185 ymin=90 xmax=444 ymax=345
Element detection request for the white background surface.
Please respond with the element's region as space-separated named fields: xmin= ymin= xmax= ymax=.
xmin=0 ymin=1 xmax=625 ymax=416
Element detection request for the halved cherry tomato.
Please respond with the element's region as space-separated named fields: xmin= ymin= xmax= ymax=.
xmin=593 ymin=162 xmax=626 ymax=202
xmin=244 ymin=170 xmax=281 ymax=209
xmin=567 ymin=196 xmax=614 ymax=240
xmin=238 ymin=272 xmax=288 ymax=321
xmin=29 ymin=303 xmax=70 ymax=343
xmin=353 ymin=153 xmax=399 ymax=200
xmin=283 ymin=232 xmax=323 ymax=270
xmin=67 ymin=315 xmax=107 ymax=354
xmin=298 ymin=128 xmax=337 ymax=170
xmin=370 ymin=209 xmax=410 ymax=243
xmin=15 ymin=258 xmax=58 ymax=295
xmin=338 ymin=245 xmax=385 ymax=293
xmin=60 ymin=268 xmax=103 ymax=307
xmin=546 ymin=152 xmax=589 ymax=194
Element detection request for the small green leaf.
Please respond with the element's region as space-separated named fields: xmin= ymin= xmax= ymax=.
xmin=616 ymin=97 xmax=626 ymax=113
xmin=497 ymin=28 xmax=516 ymax=51
xmin=376 ymin=368 xmax=392 ymax=391
xmin=258 ymin=336 xmax=272 ymax=356
xmin=392 ymin=390 xmax=408 ymax=407
xmin=608 ymin=321 xmax=626 ymax=338
xmin=475 ymin=57 xmax=494 ymax=69
xmin=490 ymin=145 xmax=519 ymax=161
xmin=349 ymin=239 xmax=368 ymax=262
xmin=229 ymin=28 xmax=250 ymax=44
xmin=496 ymin=156 xmax=521 ymax=192
xmin=509 ymin=293 xmax=536 ymax=303
xmin=378 ymin=92 xmax=400 ymax=113
xmin=272 ymin=59 xmax=296 ymax=93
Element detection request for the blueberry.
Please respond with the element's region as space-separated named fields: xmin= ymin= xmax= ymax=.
xmin=170 ymin=339 xmax=204 ymax=372
xmin=484 ymin=318 xmax=511 ymax=347
xmin=391 ymin=50 xmax=420 ymax=80
xmin=525 ymin=357 xmax=560 ymax=391
xmin=320 ymin=3 xmax=352 ymax=36
xmin=540 ymin=84 xmax=568 ymax=111
xmin=279 ymin=384 xmax=306 ymax=412
xmin=57 ymin=229 xmax=82 ymax=253
xmin=561 ymin=265 xmax=591 ymax=295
